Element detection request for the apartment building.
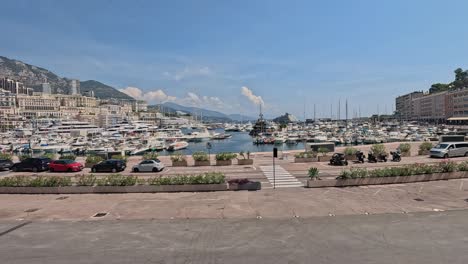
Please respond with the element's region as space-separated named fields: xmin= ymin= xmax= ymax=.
xmin=395 ymin=91 xmax=423 ymax=120
xmin=16 ymin=94 xmax=61 ymax=118
xmin=411 ymin=91 xmax=448 ymax=122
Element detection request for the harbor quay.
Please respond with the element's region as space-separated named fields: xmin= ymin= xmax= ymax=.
xmin=3 ymin=141 xmax=468 ymax=187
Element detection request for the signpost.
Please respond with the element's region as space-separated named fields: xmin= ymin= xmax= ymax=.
xmin=273 ymin=147 xmax=278 ymax=189
xmin=206 ymin=142 xmax=212 ymax=160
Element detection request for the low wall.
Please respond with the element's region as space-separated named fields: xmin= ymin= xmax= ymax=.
xmin=0 ymin=183 xmax=229 ymax=194
xmin=307 ymin=172 xmax=467 ymax=188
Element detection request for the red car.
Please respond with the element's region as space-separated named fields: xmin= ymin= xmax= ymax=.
xmin=49 ymin=159 xmax=84 ymax=172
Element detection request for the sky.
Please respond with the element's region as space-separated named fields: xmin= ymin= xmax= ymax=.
xmin=1 ymin=0 xmax=468 ymax=119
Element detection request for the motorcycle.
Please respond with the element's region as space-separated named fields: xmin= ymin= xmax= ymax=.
xmin=329 ymin=153 xmax=348 ymax=166
xmin=390 ymin=151 xmax=401 ymax=162
xmin=355 ymin=151 xmax=365 ymax=163
xmin=368 ymin=152 xmax=387 ymax=163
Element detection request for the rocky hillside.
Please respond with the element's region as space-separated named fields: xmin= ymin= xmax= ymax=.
xmin=0 ymin=55 xmax=133 ymax=100
xmin=80 ymin=80 xmax=133 ymax=100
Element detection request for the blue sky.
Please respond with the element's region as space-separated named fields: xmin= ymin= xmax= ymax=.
xmin=1 ymin=0 xmax=468 ymax=118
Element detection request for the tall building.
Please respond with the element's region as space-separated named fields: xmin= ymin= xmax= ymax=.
xmin=395 ymin=91 xmax=423 ymax=120
xmin=447 ymin=88 xmax=468 ymax=122
xmin=411 ymin=91 xmax=448 ymax=122
xmin=70 ymin=79 xmax=80 ymax=95
xmin=42 ymin=82 xmax=52 ymax=94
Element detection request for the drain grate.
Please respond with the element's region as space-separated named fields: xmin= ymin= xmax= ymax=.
xmin=93 ymin=212 xmax=108 ymax=218
xmin=414 ymin=198 xmax=424 ymax=202
xmin=24 ymin=208 xmax=39 ymax=213
xmin=56 ymin=196 xmax=69 ymax=200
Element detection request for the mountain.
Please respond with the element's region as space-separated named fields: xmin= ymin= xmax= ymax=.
xmin=80 ymin=80 xmax=133 ymax=100
xmin=148 ymin=102 xmax=257 ymax=122
xmin=0 ymin=55 xmax=132 ymax=100
xmin=227 ymin=114 xmax=257 ymax=121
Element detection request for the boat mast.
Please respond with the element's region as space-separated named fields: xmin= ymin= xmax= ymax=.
xmin=338 ymin=99 xmax=341 ymax=121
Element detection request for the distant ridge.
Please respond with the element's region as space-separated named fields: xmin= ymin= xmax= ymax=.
xmin=0 ymin=55 xmax=133 ymax=100
xmin=148 ymin=102 xmax=256 ymax=122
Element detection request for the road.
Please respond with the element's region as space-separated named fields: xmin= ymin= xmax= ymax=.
xmin=0 ymin=210 xmax=467 ymax=264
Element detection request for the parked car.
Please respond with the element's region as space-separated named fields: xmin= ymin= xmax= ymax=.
xmin=0 ymin=159 xmax=14 ymax=171
xmin=10 ymin=158 xmax=51 ymax=172
xmin=132 ymin=159 xmax=165 ymax=172
xmin=49 ymin=159 xmax=84 ymax=172
xmin=430 ymin=142 xmax=468 ymax=158
xmin=91 ymin=159 xmax=126 ymax=173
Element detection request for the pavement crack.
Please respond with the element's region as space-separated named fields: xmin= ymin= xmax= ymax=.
xmin=0 ymin=221 xmax=31 ymax=237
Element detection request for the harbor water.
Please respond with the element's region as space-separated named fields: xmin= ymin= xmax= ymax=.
xmin=158 ymin=131 xmax=307 ymax=156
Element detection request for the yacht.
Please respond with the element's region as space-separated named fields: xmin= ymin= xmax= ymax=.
xmin=167 ymin=141 xmax=189 ymax=151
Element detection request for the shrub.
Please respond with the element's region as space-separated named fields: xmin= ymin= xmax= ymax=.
xmin=148 ymin=172 xmax=225 ymax=185
xmin=337 ymin=162 xmax=460 ymax=180
xmin=19 ymin=154 xmax=32 ymax=161
xmin=399 ymin=143 xmax=411 ymax=155
xmin=96 ymin=174 xmax=137 ymax=186
xmin=111 ymin=154 xmax=127 ymax=162
xmin=238 ymin=151 xmax=251 ymax=160
xmin=41 ymin=153 xmax=56 ymax=160
xmin=143 ymin=152 xmax=159 ymax=161
xmin=0 ymin=176 xmax=30 ymax=187
xmin=170 ymin=152 xmax=186 ymax=162
xmin=294 ymin=151 xmax=317 ymax=158
xmin=215 ymin=152 xmax=237 ymax=161
xmin=86 ymin=155 xmax=103 ymax=164
xmin=0 ymin=176 xmax=72 ymax=187
xmin=0 ymin=153 xmax=12 ymax=161
xmin=457 ymin=161 xmax=468 ymax=171
xmin=370 ymin=144 xmax=387 ymax=156
xmin=76 ymin=174 xmax=97 ymax=186
xmin=60 ymin=154 xmax=76 ymax=160
xmin=436 ymin=161 xmax=457 ymax=173
xmin=419 ymin=142 xmax=433 ymax=154
xmin=317 ymin=147 xmax=329 ymax=156
xmin=192 ymin=151 xmax=209 ymax=161
xmin=344 ymin=147 xmax=358 ymax=156
xmin=308 ymin=167 xmax=319 ymax=179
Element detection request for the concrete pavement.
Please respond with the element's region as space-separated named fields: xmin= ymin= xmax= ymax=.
xmin=1 ymin=210 xmax=467 ymax=264
xmin=1 ymin=178 xmax=467 ymax=221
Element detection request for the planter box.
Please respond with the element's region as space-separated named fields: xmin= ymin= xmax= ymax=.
xmin=194 ymin=160 xmax=210 ymax=167
xmin=318 ymin=155 xmax=331 ymax=162
xmin=229 ymin=181 xmax=261 ymax=191
xmin=307 ymin=172 xmax=467 ymax=188
xmin=85 ymin=163 xmax=97 ymax=168
xmin=171 ymin=160 xmax=188 ymax=167
xmin=216 ymin=160 xmax=232 ymax=166
xmin=0 ymin=183 xmax=229 ymax=194
xmin=294 ymin=157 xmax=318 ymax=163
xmin=344 ymin=155 xmax=357 ymax=161
xmin=418 ymin=150 xmax=430 ymax=156
xmin=237 ymin=159 xmax=254 ymax=165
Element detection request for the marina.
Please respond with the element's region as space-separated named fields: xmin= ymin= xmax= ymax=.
xmin=0 ymin=116 xmax=462 ymax=157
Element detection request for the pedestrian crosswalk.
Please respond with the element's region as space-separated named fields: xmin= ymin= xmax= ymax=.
xmin=259 ymin=165 xmax=304 ymax=188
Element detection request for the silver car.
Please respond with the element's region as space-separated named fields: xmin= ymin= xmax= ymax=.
xmin=430 ymin=142 xmax=468 ymax=158
xmin=132 ymin=159 xmax=165 ymax=172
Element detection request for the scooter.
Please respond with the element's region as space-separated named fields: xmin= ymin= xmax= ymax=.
xmin=368 ymin=153 xmax=377 ymax=163
xmin=329 ymin=153 xmax=348 ymax=166
xmin=390 ymin=151 xmax=401 ymax=162
xmin=368 ymin=152 xmax=388 ymax=163
xmin=355 ymin=151 xmax=365 ymax=163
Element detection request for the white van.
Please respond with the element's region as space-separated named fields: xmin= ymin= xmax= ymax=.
xmin=430 ymin=142 xmax=468 ymax=158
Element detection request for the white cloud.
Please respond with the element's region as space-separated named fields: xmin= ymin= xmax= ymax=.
xmin=241 ymin=86 xmax=265 ymax=106
xmin=163 ymin=66 xmax=212 ymax=81
xmin=119 ymin=87 xmax=176 ymax=103
xmin=119 ymin=87 xmax=228 ymax=110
